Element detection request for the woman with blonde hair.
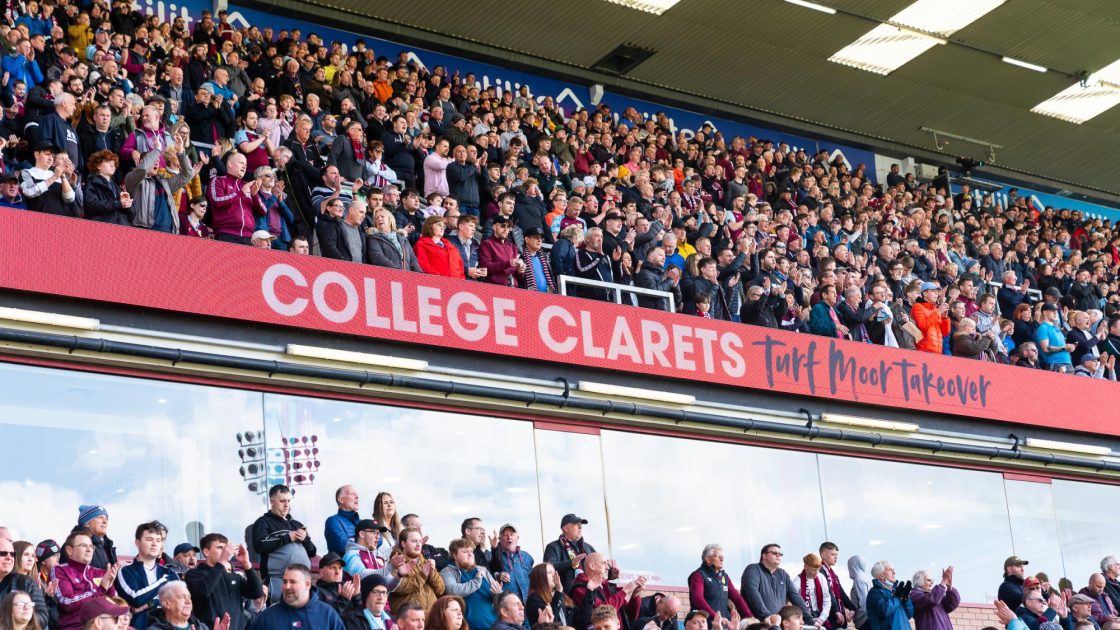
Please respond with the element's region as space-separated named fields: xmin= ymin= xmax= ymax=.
xmin=366 ymin=209 xmax=421 ymax=272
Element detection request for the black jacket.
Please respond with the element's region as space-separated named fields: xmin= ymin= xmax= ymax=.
xmin=542 ymin=537 xmax=597 ymax=595
xmin=83 ymin=174 xmax=131 ymax=225
xmin=316 ymin=580 xmax=359 ymax=616
xmin=183 ymin=563 xmax=263 ymax=630
xmin=78 ymin=125 xmax=125 ymax=175
xmin=512 ymin=191 xmax=551 ymax=243
xmin=329 ymin=135 xmax=363 ymax=182
xmin=0 ymin=573 xmax=48 ymax=629
xmin=250 ymin=511 xmax=318 ymax=583
xmin=634 ymin=262 xmax=680 ymax=311
xmin=380 ymin=131 xmax=417 ymax=182
xmin=316 ymin=214 xmax=359 ymax=262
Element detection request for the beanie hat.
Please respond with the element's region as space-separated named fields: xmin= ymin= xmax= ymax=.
xmin=78 ymin=505 xmax=108 ymax=526
xmin=360 ymin=574 xmax=389 ymax=603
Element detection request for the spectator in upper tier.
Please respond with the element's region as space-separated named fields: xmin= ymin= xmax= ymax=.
xmin=209 ymin=151 xmax=264 ymax=244
xmin=910 ymin=567 xmax=959 ymax=630
xmin=793 ymin=554 xmax=831 ymax=628
xmin=519 ymin=226 xmax=556 ymax=292
xmin=688 ymin=544 xmax=752 ymax=623
xmin=479 ymin=215 xmax=521 ymax=287
xmin=366 ymin=208 xmax=422 ymax=272
xmin=21 ymin=142 xmax=80 ymax=216
xmin=342 ymin=520 xmax=397 ymax=586
xmin=83 ymin=150 xmax=132 ymax=225
xmin=847 ymin=556 xmax=873 ymax=630
xmin=73 ymin=505 xmax=116 ymax=570
xmin=414 ymin=215 xmax=465 ymax=279
xmin=250 ymin=484 xmax=317 ymax=602
xmin=741 ymin=544 xmax=811 ymax=624
xmin=912 ymin=282 xmax=950 ymax=354
xmin=1036 ymin=304 xmax=1074 ymax=372
xmin=248 ymin=565 xmax=344 ymax=630
xmin=865 ymin=561 xmax=912 ymax=630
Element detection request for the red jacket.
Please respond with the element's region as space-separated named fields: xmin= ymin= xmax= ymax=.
xmin=911 ymin=301 xmax=950 ymax=353
xmin=414 ymin=236 xmax=465 ymax=279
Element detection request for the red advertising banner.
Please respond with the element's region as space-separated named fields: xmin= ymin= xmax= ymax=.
xmin=0 ymin=210 xmax=1114 ymax=434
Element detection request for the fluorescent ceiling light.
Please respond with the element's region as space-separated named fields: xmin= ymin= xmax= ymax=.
xmin=600 ymin=0 xmax=680 ymax=16
xmin=1002 ymin=57 xmax=1046 ymax=73
xmin=577 ymin=380 xmax=696 ymax=405
xmin=1032 ymin=58 xmax=1120 ymax=124
xmin=829 ymin=0 xmax=1005 ymax=75
xmin=820 ymin=413 xmax=919 ymax=433
xmin=0 ymin=306 xmax=100 ymax=331
xmin=1024 ymin=437 xmax=1111 ymax=457
xmin=785 ymin=0 xmax=836 ymax=15
xmin=285 ymin=344 xmax=428 ymax=371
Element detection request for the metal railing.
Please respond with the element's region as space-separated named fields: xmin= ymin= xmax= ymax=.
xmin=983 ymin=281 xmax=1043 ymax=316
xmin=558 ymin=276 xmax=676 ymax=313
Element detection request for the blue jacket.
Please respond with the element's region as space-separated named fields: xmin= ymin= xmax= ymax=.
xmin=324 ymin=509 xmax=361 ymax=556
xmin=1 ymin=53 xmax=43 ymax=94
xmin=866 ymin=580 xmax=913 ymax=630
xmin=249 ymin=589 xmax=344 ymax=630
xmin=494 ymin=548 xmax=534 ymax=603
xmin=116 ymin=559 xmax=179 ymax=629
xmin=255 ymin=193 xmax=295 ymax=247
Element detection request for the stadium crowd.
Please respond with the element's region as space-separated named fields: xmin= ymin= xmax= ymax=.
xmin=0 ymin=0 xmax=1119 ymax=375
xmin=2 ymin=486 xmax=1120 ymax=630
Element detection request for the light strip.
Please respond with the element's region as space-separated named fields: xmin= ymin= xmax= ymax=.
xmin=285 ymin=344 xmax=428 ymax=371
xmin=1032 ymin=58 xmax=1120 ymax=124
xmin=0 ymin=306 xmax=100 ymax=331
xmin=784 ymin=0 xmax=836 ymax=15
xmin=1002 ymin=57 xmax=1047 ymax=73
xmin=578 ymin=380 xmax=696 ymax=405
xmin=829 ymin=0 xmax=1005 ymax=75
xmin=821 ymin=413 xmax=919 ymax=433
xmin=1024 ymin=437 xmax=1111 ymax=457
xmin=599 ymin=0 xmax=681 ymax=16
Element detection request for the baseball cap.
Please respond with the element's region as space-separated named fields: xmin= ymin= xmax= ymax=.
xmin=1080 ymin=355 xmax=1100 ymax=366
xmin=35 ymin=540 xmax=60 ymax=561
xmin=319 ymin=552 xmax=344 ymax=568
xmin=172 ymin=543 xmax=200 ymax=556
xmin=356 ymin=519 xmax=388 ymax=533
xmin=1004 ymin=556 xmax=1029 ymax=569
xmin=560 ymin=514 xmax=588 ymax=527
xmin=499 ymin=524 xmax=517 ymax=535
xmin=685 ymin=611 xmax=710 ymax=624
xmin=920 ymin=281 xmax=940 ymax=293
xmin=34 ymin=141 xmax=61 ymax=153
xmin=523 ymin=226 xmax=545 ymax=239
xmin=0 ymin=173 xmax=18 ymax=184
xmin=491 ymin=215 xmax=511 ymax=225
xmin=604 ymin=212 xmax=623 ymax=221
xmin=251 ymin=230 xmax=277 ymax=242
xmin=1041 ymin=303 xmax=1059 ymax=312
xmin=79 ymin=598 xmax=129 ymax=625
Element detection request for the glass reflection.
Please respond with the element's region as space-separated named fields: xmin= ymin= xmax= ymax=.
xmin=1004 ymin=479 xmax=1065 ymax=582
xmin=1052 ymin=479 xmax=1120 ymax=584
xmin=534 ymin=429 xmax=609 ymax=561
xmin=0 ymin=362 xmax=265 ymax=547
xmin=262 ymin=394 xmax=545 ymax=555
xmin=599 ymin=431 xmax=826 ymax=585
xmin=818 ymin=455 xmax=1013 ymax=602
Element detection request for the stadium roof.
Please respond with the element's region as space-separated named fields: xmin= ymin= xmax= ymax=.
xmin=309 ymin=0 xmax=1120 ymax=197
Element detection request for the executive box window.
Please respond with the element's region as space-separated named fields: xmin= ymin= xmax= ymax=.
xmin=0 ymin=361 xmax=1115 ymax=603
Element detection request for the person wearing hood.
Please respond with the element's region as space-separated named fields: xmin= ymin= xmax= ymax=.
xmin=1000 ymin=557 xmax=1030 ymax=611
xmin=865 ymin=561 xmax=912 ymax=630
xmin=343 ymin=574 xmax=394 ymax=630
xmin=251 ymin=484 xmax=317 ymax=603
xmin=248 ymin=565 xmax=344 ymax=630
xmin=124 ymin=143 xmax=193 ymax=233
xmin=910 ymin=568 xmax=959 ymax=630
xmin=848 ymin=556 xmax=873 ymax=630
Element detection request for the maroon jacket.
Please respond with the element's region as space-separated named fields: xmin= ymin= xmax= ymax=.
xmin=479 ymin=235 xmax=519 ymax=287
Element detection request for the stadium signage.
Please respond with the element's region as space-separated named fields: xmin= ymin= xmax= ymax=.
xmin=1 ymin=211 xmax=1111 ymax=433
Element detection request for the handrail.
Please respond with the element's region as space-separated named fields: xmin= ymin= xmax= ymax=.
xmin=558 ymin=275 xmax=676 ymax=313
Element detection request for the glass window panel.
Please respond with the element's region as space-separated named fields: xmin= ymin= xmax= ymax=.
xmin=1052 ymin=479 xmax=1120 ymax=582
xmin=533 ymin=429 xmax=609 ymax=561
xmin=262 ymin=395 xmax=543 ymax=555
xmin=1004 ymin=479 xmax=1065 ymax=580
xmin=0 ymin=362 xmax=265 ymax=548
xmin=599 ymin=431 xmax=826 ymax=585
xmin=818 ymin=455 xmax=1012 ymax=602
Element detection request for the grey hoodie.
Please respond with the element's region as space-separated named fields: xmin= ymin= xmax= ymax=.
xmin=848 ymin=555 xmax=873 ymax=629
